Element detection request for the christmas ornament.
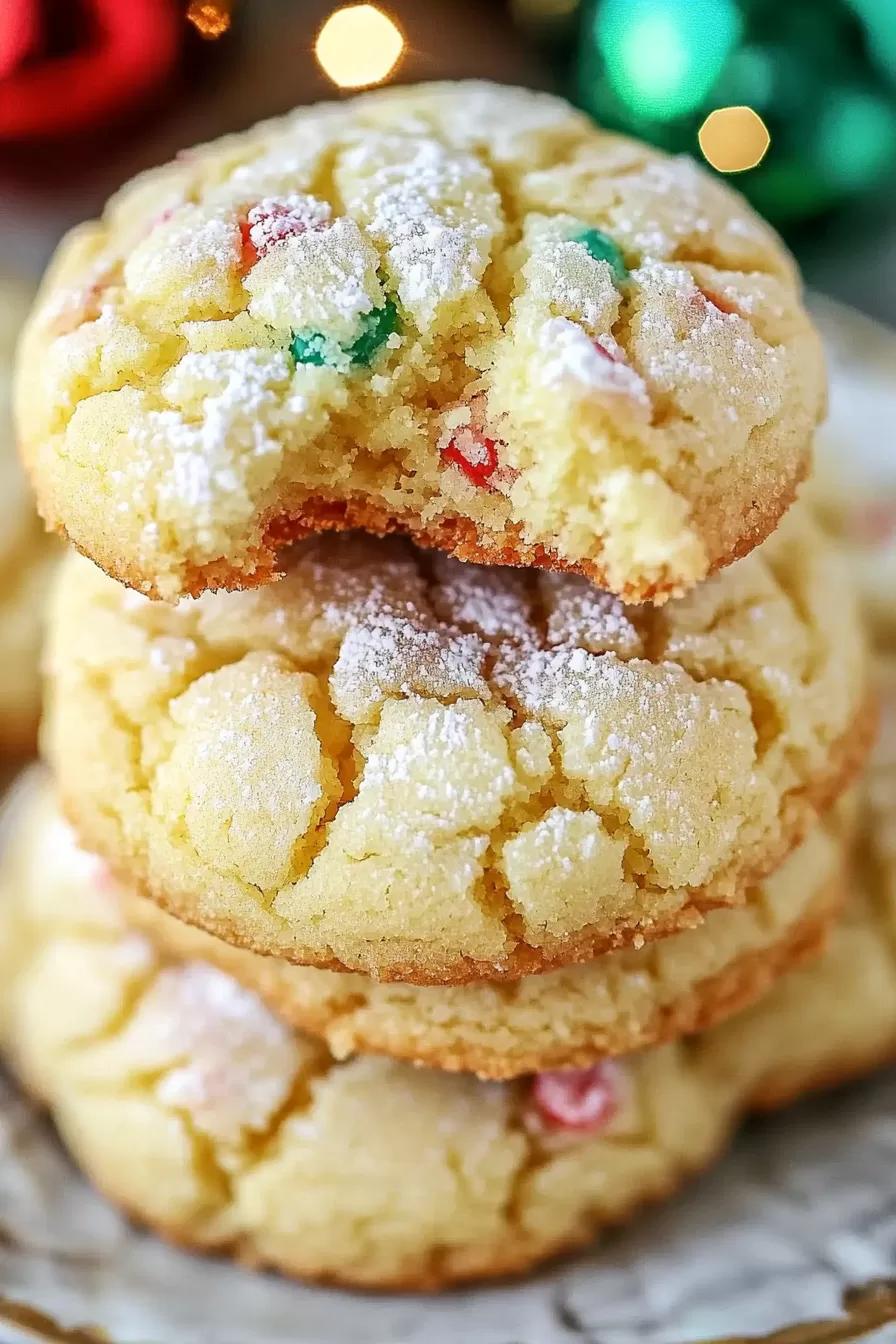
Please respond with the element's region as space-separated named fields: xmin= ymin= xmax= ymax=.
xmin=0 ymin=0 xmax=180 ymax=141
xmin=567 ymin=0 xmax=896 ymax=227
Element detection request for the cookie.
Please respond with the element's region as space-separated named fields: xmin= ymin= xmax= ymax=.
xmin=1 ymin=783 xmax=894 ymax=1292
xmin=0 ymin=274 xmax=59 ymax=755
xmin=16 ymin=81 xmax=824 ymax=604
xmin=810 ymin=312 xmax=896 ymax=647
xmin=15 ymin=773 xmax=848 ymax=1078
xmin=43 ymin=510 xmax=871 ymax=983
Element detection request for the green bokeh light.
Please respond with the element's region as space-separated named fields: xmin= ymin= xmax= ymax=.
xmin=813 ymin=86 xmax=896 ymax=190
xmin=846 ymin=0 xmax=896 ymax=85
xmin=594 ymin=0 xmax=743 ymax=121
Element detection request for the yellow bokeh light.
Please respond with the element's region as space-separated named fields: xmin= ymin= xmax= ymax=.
xmin=315 ymin=5 xmax=404 ymax=90
xmin=698 ymin=106 xmax=771 ymax=173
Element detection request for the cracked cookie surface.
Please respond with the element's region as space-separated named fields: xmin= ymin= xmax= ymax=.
xmin=16 ymin=81 xmax=823 ymax=604
xmin=43 ymin=510 xmax=870 ymax=982
xmin=0 ymin=275 xmax=59 ymax=755
xmin=13 ymin=773 xmax=848 ymax=1077
xmin=1 ymin=741 xmax=894 ymax=1290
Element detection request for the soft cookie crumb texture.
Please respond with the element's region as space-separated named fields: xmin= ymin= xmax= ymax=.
xmin=16 ymin=82 xmax=824 ymax=601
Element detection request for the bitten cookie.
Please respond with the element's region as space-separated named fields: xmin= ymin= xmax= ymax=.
xmin=0 ymin=275 xmax=58 ymax=755
xmin=14 ymin=773 xmax=848 ymax=1078
xmin=43 ymin=511 xmax=871 ymax=983
xmin=16 ymin=81 xmax=823 ymax=603
xmin=1 ymin=780 xmax=894 ymax=1291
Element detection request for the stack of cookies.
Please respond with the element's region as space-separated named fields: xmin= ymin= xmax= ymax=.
xmin=0 ymin=82 xmax=886 ymax=1292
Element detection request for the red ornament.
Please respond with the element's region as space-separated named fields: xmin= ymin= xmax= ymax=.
xmin=0 ymin=0 xmax=39 ymax=82
xmin=0 ymin=0 xmax=180 ymax=141
xmin=531 ymin=1062 xmax=621 ymax=1133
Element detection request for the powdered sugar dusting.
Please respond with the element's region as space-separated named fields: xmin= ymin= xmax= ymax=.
xmin=539 ymin=317 xmax=651 ymax=412
xmin=331 ymin=615 xmax=490 ymax=724
xmin=247 ymin=194 xmax=332 ymax=258
xmin=539 ymin=573 xmax=643 ymax=657
xmin=337 ymin=132 xmax=503 ymax=325
xmin=137 ymin=348 xmax=295 ymax=545
xmin=430 ymin=555 xmax=535 ymax=643
xmin=142 ymin=962 xmax=300 ymax=1145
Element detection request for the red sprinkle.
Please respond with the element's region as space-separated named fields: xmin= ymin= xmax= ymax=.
xmin=239 ymin=217 xmax=258 ymax=272
xmin=441 ymin=428 xmax=501 ymax=488
xmin=246 ymin=196 xmax=330 ymax=261
xmin=532 ymin=1062 xmax=621 ymax=1133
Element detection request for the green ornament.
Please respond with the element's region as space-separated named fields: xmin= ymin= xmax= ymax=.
xmin=291 ymin=295 xmax=400 ymax=370
xmin=571 ymin=227 xmax=629 ymax=283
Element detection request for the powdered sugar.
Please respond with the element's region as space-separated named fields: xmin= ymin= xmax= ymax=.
xmin=337 ymin=132 xmax=502 ymax=325
xmin=246 ymin=195 xmax=332 ymax=258
xmin=331 ymin=615 xmax=490 ymax=723
xmin=144 ymin=962 xmax=300 ymax=1144
xmin=539 ymin=317 xmax=651 ymax=412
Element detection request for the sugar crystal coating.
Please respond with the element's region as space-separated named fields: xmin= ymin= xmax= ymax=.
xmin=44 ymin=510 xmax=869 ymax=983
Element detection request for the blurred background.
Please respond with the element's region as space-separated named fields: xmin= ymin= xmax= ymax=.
xmin=1 ymin=0 xmax=896 ymax=323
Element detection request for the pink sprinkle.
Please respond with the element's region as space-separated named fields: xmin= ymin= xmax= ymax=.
xmin=532 ymin=1062 xmax=621 ymax=1133
xmin=246 ymin=195 xmax=331 ymax=261
xmin=89 ymin=856 xmax=120 ymax=896
xmin=692 ymin=284 xmax=740 ymax=317
xmin=592 ymin=337 xmax=621 ymax=363
xmin=844 ymin=501 xmax=896 ymax=546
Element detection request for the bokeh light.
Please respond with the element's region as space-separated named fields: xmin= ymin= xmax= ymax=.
xmin=699 ymin=105 xmax=771 ymax=172
xmin=846 ymin=0 xmax=896 ymax=85
xmin=594 ymin=0 xmax=743 ymax=122
xmin=813 ymin=87 xmax=896 ymax=191
xmin=315 ymin=5 xmax=404 ymax=90
xmin=186 ymin=1 xmax=231 ymax=40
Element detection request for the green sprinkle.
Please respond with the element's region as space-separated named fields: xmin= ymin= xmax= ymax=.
xmin=290 ymin=330 xmax=332 ymax=366
xmin=571 ymin=228 xmax=629 ymax=285
xmin=347 ymin=296 xmax=400 ymax=366
xmin=290 ymin=296 xmax=400 ymax=371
